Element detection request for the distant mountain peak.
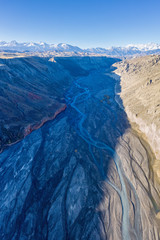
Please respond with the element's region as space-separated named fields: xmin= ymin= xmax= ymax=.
xmin=10 ymin=40 xmax=18 ymax=44
xmin=0 ymin=41 xmax=160 ymax=56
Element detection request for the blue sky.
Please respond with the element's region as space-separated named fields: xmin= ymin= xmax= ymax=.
xmin=0 ymin=0 xmax=160 ymax=48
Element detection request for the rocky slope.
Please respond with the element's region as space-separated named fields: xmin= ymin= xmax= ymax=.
xmin=114 ymin=55 xmax=160 ymax=180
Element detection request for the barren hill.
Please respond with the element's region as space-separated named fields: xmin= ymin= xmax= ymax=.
xmin=114 ymin=55 xmax=160 ymax=178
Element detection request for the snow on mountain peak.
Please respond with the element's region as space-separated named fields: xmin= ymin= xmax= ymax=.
xmin=0 ymin=41 xmax=160 ymax=56
xmin=126 ymin=43 xmax=160 ymax=51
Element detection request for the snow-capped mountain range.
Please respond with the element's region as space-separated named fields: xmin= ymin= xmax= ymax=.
xmin=1 ymin=40 xmax=160 ymax=56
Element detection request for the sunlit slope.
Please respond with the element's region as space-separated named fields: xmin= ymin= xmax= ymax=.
xmin=114 ymin=55 xmax=160 ymax=177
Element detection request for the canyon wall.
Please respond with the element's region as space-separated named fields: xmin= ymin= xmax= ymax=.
xmin=114 ymin=55 xmax=160 ymax=178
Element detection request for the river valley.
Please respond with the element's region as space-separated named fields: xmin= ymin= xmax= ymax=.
xmin=0 ymin=57 xmax=160 ymax=240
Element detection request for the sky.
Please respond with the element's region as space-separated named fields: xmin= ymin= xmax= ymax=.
xmin=0 ymin=0 xmax=160 ymax=48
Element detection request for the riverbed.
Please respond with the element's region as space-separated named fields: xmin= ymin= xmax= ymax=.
xmin=0 ymin=64 xmax=159 ymax=239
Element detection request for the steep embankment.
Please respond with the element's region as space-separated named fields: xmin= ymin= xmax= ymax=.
xmin=0 ymin=57 xmax=69 ymax=152
xmin=114 ymin=55 xmax=160 ymax=179
xmin=0 ymin=56 xmax=117 ymax=152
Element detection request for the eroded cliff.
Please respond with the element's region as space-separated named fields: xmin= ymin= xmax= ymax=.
xmin=114 ymin=55 xmax=160 ymax=180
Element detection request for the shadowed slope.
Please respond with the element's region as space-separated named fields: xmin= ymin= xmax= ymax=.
xmin=0 ymin=56 xmax=117 ymax=152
